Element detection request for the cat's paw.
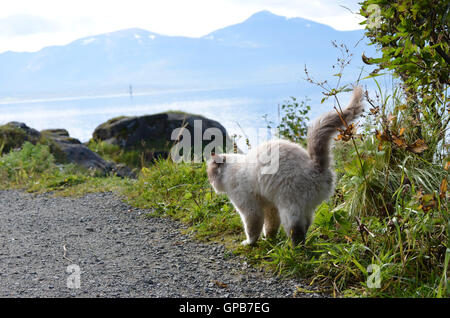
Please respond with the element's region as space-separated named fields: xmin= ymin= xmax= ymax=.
xmin=241 ymin=239 xmax=256 ymax=246
xmin=241 ymin=240 xmax=250 ymax=246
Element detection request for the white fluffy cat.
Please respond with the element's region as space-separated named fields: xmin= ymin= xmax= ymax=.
xmin=207 ymin=87 xmax=364 ymax=246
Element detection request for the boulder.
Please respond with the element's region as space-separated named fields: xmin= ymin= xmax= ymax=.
xmin=40 ymin=129 xmax=81 ymax=145
xmin=92 ymin=111 xmax=234 ymax=160
xmin=5 ymin=121 xmax=41 ymax=140
xmin=0 ymin=122 xmax=135 ymax=178
xmin=0 ymin=122 xmax=41 ymax=154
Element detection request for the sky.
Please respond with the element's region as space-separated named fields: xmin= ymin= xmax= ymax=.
xmin=0 ymin=0 xmax=365 ymax=53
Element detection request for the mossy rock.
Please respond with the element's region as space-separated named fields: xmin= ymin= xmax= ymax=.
xmin=91 ymin=112 xmax=233 ymax=167
xmin=41 ymin=129 xmax=81 ymax=146
xmin=0 ymin=122 xmax=41 ymax=155
xmin=0 ymin=122 xmax=135 ymax=178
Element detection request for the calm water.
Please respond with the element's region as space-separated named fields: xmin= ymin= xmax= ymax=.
xmin=0 ymin=82 xmax=330 ymax=149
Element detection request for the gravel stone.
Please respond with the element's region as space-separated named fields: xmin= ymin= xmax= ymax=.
xmin=0 ymin=190 xmax=324 ymax=298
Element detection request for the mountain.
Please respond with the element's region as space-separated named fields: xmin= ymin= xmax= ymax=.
xmin=0 ymin=11 xmax=375 ymax=97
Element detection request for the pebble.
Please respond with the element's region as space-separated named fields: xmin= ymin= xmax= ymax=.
xmin=0 ymin=190 xmax=323 ymax=298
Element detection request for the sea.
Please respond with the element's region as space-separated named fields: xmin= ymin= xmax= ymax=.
xmin=0 ymin=82 xmax=340 ymax=150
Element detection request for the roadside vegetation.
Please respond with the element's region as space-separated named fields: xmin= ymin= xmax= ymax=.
xmin=0 ymin=0 xmax=448 ymax=297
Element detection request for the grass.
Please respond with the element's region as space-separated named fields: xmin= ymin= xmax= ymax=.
xmin=0 ymin=139 xmax=448 ymax=297
xmin=0 ymin=67 xmax=448 ymax=297
xmin=0 ymin=124 xmax=30 ymax=155
xmin=86 ymin=138 xmax=170 ymax=169
xmin=0 ymin=142 xmax=127 ymax=195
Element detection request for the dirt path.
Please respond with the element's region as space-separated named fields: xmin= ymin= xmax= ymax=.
xmin=0 ymin=190 xmax=322 ymax=298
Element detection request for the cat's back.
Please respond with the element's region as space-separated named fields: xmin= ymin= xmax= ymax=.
xmin=249 ymin=139 xmax=334 ymax=201
xmin=248 ymin=138 xmax=312 ymax=170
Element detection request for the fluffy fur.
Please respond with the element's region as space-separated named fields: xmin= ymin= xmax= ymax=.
xmin=207 ymin=87 xmax=364 ymax=246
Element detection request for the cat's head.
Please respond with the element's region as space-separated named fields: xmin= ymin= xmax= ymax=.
xmin=206 ymin=153 xmax=227 ymax=193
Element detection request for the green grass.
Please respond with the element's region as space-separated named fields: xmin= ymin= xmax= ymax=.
xmin=0 ymin=142 xmax=127 ymax=195
xmin=1 ymin=141 xmax=448 ymax=297
xmin=86 ymin=138 xmax=171 ymax=169
xmin=0 ymin=124 xmax=29 ymax=155
xmin=1 ymin=25 xmax=447 ymax=297
xmin=121 ymin=160 xmax=244 ymax=243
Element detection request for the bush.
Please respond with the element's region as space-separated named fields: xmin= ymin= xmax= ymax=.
xmin=0 ymin=142 xmax=55 ymax=182
xmin=264 ymin=97 xmax=311 ymax=146
xmin=0 ymin=125 xmax=31 ymax=155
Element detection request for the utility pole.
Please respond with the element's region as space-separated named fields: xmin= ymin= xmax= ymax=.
xmin=129 ymin=84 xmax=133 ymax=103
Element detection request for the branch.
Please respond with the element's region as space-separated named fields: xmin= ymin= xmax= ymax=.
xmin=434 ymin=45 xmax=450 ymax=65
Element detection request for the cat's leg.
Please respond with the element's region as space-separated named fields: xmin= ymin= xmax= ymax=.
xmin=231 ymin=197 xmax=264 ymax=246
xmin=278 ymin=205 xmax=312 ymax=246
xmin=286 ymin=218 xmax=310 ymax=246
xmin=263 ymin=205 xmax=280 ymax=239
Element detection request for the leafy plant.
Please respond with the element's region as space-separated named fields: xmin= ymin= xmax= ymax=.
xmin=264 ymin=97 xmax=311 ymax=145
xmin=360 ymin=0 xmax=450 ymax=159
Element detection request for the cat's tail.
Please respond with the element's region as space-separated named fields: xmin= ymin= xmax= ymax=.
xmin=307 ymin=86 xmax=364 ymax=171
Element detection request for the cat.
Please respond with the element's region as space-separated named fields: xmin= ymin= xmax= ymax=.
xmin=207 ymin=86 xmax=364 ymax=246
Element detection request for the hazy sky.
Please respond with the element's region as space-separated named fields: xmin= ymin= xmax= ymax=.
xmin=0 ymin=0 xmax=364 ymax=53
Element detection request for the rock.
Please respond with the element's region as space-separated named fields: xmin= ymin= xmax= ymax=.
xmin=92 ymin=111 xmax=234 ymax=160
xmin=0 ymin=122 xmax=135 ymax=178
xmin=6 ymin=122 xmax=41 ymax=140
xmin=40 ymin=129 xmax=81 ymax=145
xmin=42 ymin=131 xmax=136 ymax=178
xmin=0 ymin=122 xmax=41 ymax=154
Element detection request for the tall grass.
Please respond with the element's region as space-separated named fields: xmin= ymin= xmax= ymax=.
xmin=0 ymin=142 xmax=125 ymax=194
xmin=0 ymin=67 xmax=447 ymax=297
xmin=0 ymin=134 xmax=448 ymax=297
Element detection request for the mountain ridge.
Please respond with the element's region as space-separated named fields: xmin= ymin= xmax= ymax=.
xmin=0 ymin=10 xmax=373 ymax=97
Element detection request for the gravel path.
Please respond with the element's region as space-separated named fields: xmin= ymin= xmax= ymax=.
xmin=0 ymin=190 xmax=322 ymax=298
